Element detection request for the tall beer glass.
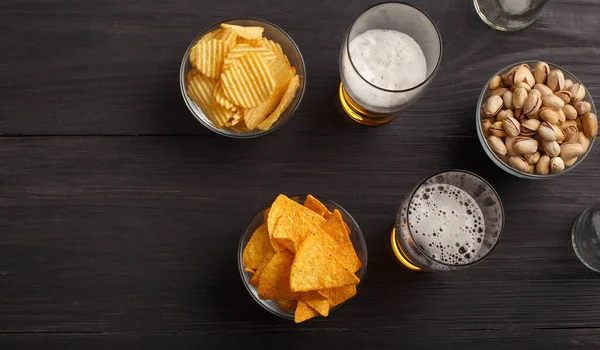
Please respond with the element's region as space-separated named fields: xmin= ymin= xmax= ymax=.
xmin=339 ymin=2 xmax=442 ymax=126
xmin=391 ymin=170 xmax=504 ymax=271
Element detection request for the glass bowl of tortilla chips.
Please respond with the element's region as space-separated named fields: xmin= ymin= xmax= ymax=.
xmin=238 ymin=194 xmax=367 ymax=323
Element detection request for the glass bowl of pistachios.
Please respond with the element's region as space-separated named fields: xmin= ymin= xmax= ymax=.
xmin=476 ymin=61 xmax=597 ymax=179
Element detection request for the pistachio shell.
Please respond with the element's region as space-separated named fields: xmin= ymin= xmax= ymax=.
xmin=539 ymin=107 xmax=559 ymax=124
xmin=563 ymin=125 xmax=579 ymax=143
xmin=496 ymin=109 xmax=514 ymax=122
xmin=550 ymin=157 xmax=565 ymax=173
xmin=574 ymin=101 xmax=592 ymax=116
xmin=542 ymin=94 xmax=565 ymax=110
xmin=555 ymin=90 xmax=572 ymax=104
xmin=533 ymin=83 xmax=553 ymax=97
xmin=533 ymin=62 xmax=550 ymax=84
xmin=523 ymin=90 xmax=542 ymax=116
xmin=536 ymin=155 xmax=550 ymax=175
xmin=503 ymin=66 xmax=519 ymax=86
xmin=520 ymin=119 xmax=541 ymax=136
xmin=569 ymin=83 xmax=586 ymax=102
xmin=562 ymin=104 xmax=578 ymax=120
xmin=577 ymin=131 xmax=590 ymax=152
xmin=489 ymin=75 xmax=503 ymax=90
xmin=538 ymin=122 xmax=558 ymax=141
xmin=502 ymin=91 xmax=513 ymax=109
xmin=483 ymin=95 xmax=503 ymax=117
xmin=547 ymin=69 xmax=565 ymax=92
xmin=490 ymin=87 xmax=509 ymax=97
xmin=564 ymin=156 xmax=578 ymax=167
xmin=514 ymin=137 xmax=538 ymax=154
xmin=505 ymin=136 xmax=518 ymax=156
xmin=582 ymin=112 xmax=598 ymax=138
xmin=512 ymin=88 xmax=528 ymax=109
xmin=557 ymin=108 xmax=566 ymax=124
xmin=503 ymin=116 xmax=521 ymax=137
xmin=482 ymin=119 xmax=493 ymax=137
xmin=508 ymin=156 xmax=530 ymax=173
xmin=560 ymin=142 xmax=585 ymax=161
xmin=560 ymin=120 xmax=578 ymax=130
xmin=542 ymin=140 xmax=561 ymax=157
xmin=487 ymin=135 xmax=507 ymax=156
xmin=524 ymin=151 xmax=541 ymax=165
xmin=490 ymin=121 xmax=508 ymax=137
xmin=564 ymin=79 xmax=574 ymax=90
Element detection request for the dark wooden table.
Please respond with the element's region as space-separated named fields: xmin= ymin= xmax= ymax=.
xmin=2 ymin=0 xmax=600 ymax=349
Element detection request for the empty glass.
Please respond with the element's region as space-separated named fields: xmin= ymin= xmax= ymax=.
xmin=338 ymin=2 xmax=442 ymax=126
xmin=391 ymin=170 xmax=504 ymax=272
xmin=572 ymin=203 xmax=600 ymax=273
xmin=474 ymin=0 xmax=549 ymax=31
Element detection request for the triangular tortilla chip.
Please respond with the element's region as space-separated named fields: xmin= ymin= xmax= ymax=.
xmin=275 ymin=299 xmax=297 ymax=313
xmin=305 ymin=298 xmax=329 ymax=317
xmin=320 ymin=210 xmax=361 ymax=273
xmin=257 ymin=251 xmax=325 ymax=300
xmin=243 ymin=223 xmax=275 ymax=270
xmin=303 ymin=195 xmax=332 ymax=218
xmin=249 ymin=249 xmax=275 ymax=287
xmin=290 ymin=233 xmax=360 ymax=292
xmin=327 ymin=285 xmax=357 ymax=308
xmin=295 ymin=301 xmax=319 ymax=323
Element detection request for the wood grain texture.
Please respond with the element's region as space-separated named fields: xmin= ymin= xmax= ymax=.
xmin=1 ymin=0 xmax=600 ymax=349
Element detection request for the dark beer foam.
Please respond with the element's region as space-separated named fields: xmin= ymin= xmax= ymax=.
xmin=408 ymin=184 xmax=485 ymax=265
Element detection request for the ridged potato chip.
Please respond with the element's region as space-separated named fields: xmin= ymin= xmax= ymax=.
xmin=261 ymin=38 xmax=284 ymax=58
xmin=223 ymin=44 xmax=277 ymax=71
xmin=213 ymin=80 xmax=236 ymax=111
xmin=191 ymin=39 xmax=226 ymax=79
xmin=257 ymin=74 xmax=300 ymax=130
xmin=221 ymin=23 xmax=264 ymax=39
xmin=186 ymin=70 xmax=233 ymax=128
xmin=221 ymin=52 xmax=276 ymax=108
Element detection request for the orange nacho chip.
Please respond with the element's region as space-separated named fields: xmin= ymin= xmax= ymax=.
xmin=320 ymin=210 xmax=361 ymax=273
xmin=249 ymin=249 xmax=275 ymax=287
xmin=275 ymin=299 xmax=298 ymax=313
xmin=242 ymin=223 xmax=275 ymax=270
xmin=295 ymin=301 xmax=319 ymax=323
xmin=305 ymin=298 xmax=330 ymax=317
xmin=303 ymin=194 xmax=332 ymax=218
xmin=290 ymin=233 xmax=360 ymax=292
xmin=327 ymin=285 xmax=357 ymax=308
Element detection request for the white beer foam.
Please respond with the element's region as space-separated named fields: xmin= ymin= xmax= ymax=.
xmin=344 ymin=29 xmax=427 ymax=109
xmin=408 ymin=184 xmax=485 ymax=265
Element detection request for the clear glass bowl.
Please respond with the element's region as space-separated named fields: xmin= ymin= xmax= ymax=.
xmin=237 ymin=194 xmax=368 ymax=320
xmin=179 ymin=18 xmax=306 ymax=138
xmin=476 ymin=61 xmax=596 ymax=179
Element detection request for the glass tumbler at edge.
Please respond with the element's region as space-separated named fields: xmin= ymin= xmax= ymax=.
xmin=572 ymin=203 xmax=600 ymax=273
xmin=474 ymin=0 xmax=549 ymax=31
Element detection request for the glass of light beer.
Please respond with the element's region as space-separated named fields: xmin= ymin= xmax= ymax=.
xmin=391 ymin=170 xmax=504 ymax=271
xmin=339 ymin=2 xmax=442 ymax=126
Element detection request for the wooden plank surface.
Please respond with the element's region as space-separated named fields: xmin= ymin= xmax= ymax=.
xmin=1 ymin=0 xmax=600 ymax=349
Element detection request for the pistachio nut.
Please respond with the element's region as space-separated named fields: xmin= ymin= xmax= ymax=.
xmin=482 ymin=119 xmax=493 ymax=137
xmin=520 ymin=118 xmax=541 ymax=136
xmin=533 ymin=83 xmax=553 ymax=97
xmin=503 ymin=91 xmax=513 ymax=110
xmin=552 ymin=123 xmax=566 ymax=142
xmin=514 ymin=65 xmax=536 ymax=88
xmin=524 ymin=151 xmax=541 ymax=165
xmin=514 ymin=108 xmax=524 ymax=120
xmin=542 ymin=140 xmax=561 ymax=157
xmin=542 ymin=94 xmax=565 ymax=111
xmin=577 ymin=117 xmax=584 ymax=132
xmin=514 ymin=137 xmax=538 ymax=154
xmin=550 ymin=157 xmax=565 ymax=173
xmin=536 ymin=155 xmax=551 ymax=175
xmin=490 ymin=87 xmax=509 ymax=96
xmin=511 ymin=82 xmax=532 ymax=92
xmin=563 ymin=125 xmax=579 ymax=143
xmin=560 ymin=120 xmax=578 ymax=131
xmin=503 ymin=66 xmax=519 ymax=86
xmin=487 ymin=135 xmax=507 ymax=156
xmin=528 ymin=164 xmax=536 ymax=174
xmin=554 ymin=90 xmax=572 ymax=104
xmin=533 ymin=62 xmax=550 ymax=84
xmin=489 ymin=75 xmax=503 ymax=90
xmin=512 ymin=88 xmax=528 ymax=109
xmin=527 ymin=110 xmax=540 ymax=120
xmin=539 ymin=107 xmax=560 ymax=124
xmin=505 ymin=136 xmax=518 ymax=156
xmin=574 ymin=101 xmax=592 ymax=116
xmin=583 ymin=112 xmax=598 ymax=138
xmin=483 ymin=95 xmax=503 ymax=117
xmin=547 ymin=69 xmax=565 ymax=92
xmin=562 ymin=104 xmax=578 ymax=120
xmin=577 ymin=131 xmax=590 ymax=153
xmin=498 ymin=109 xmax=514 ymax=122
xmin=569 ymin=83 xmax=586 ymax=102
xmin=491 ymin=121 xmax=508 ymax=137
xmin=508 ymin=156 xmax=530 ymax=173
xmin=523 ymin=90 xmax=542 ymax=116
xmin=503 ymin=116 xmax=521 ymax=137
xmin=564 ymin=79 xmax=574 ymax=90
xmin=557 ymin=108 xmax=566 ymax=124
xmin=560 ymin=142 xmax=585 ymax=161
xmin=538 ymin=121 xmax=558 ymax=141
xmin=564 ymin=156 xmax=578 ymax=167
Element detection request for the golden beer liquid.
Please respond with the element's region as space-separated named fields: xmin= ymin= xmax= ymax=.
xmin=338 ymin=83 xmax=397 ymax=126
xmin=390 ymin=227 xmax=423 ymax=271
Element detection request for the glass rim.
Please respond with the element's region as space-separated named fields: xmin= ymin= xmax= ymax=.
xmin=237 ymin=193 xmax=368 ymax=320
xmin=476 ymin=60 xmax=596 ymax=179
xmin=398 ymin=169 xmax=505 ymax=268
xmin=179 ymin=17 xmax=307 ymax=139
xmin=344 ymin=1 xmax=443 ymax=93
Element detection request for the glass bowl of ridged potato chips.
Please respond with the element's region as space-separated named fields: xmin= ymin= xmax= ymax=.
xmin=238 ymin=194 xmax=367 ymax=323
xmin=180 ymin=19 xmax=305 ymax=137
